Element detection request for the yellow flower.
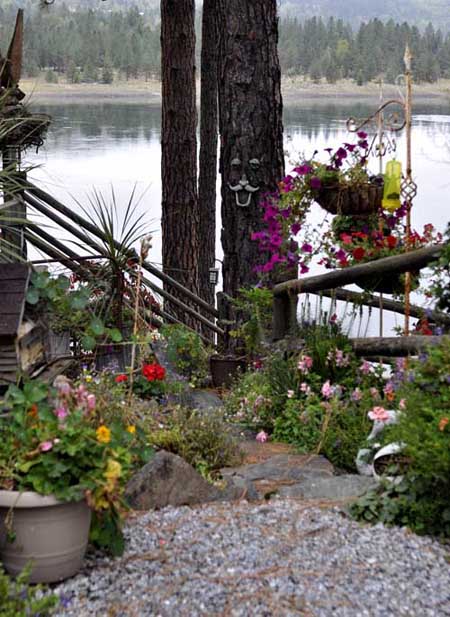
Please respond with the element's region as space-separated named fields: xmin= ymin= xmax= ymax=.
xmin=96 ymin=425 xmax=111 ymax=444
xmin=126 ymin=425 xmax=136 ymax=434
xmin=85 ymin=375 xmax=93 ymax=383
xmin=105 ymin=459 xmax=122 ymax=480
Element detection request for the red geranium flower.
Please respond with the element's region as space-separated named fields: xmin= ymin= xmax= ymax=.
xmin=115 ymin=374 xmax=128 ymax=383
xmin=386 ymin=235 xmax=397 ymax=249
xmin=142 ymin=363 xmax=166 ymax=381
xmin=352 ymin=247 xmax=366 ymax=261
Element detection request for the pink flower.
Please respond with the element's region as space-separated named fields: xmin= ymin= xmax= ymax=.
xmin=368 ymin=406 xmax=390 ymax=422
xmin=86 ymin=394 xmax=96 ymax=412
xmin=56 ymin=381 xmax=72 ymax=397
xmin=300 ymin=382 xmax=311 ymax=395
xmin=399 ymin=398 xmax=406 ymax=410
xmin=40 ymin=441 xmax=53 ymax=452
xmin=54 ymin=406 xmax=68 ymax=419
xmin=298 ymin=355 xmax=313 ymax=374
xmin=351 ymin=388 xmax=363 ymax=402
xmin=359 ymin=360 xmax=371 ymax=375
xmin=370 ymin=387 xmax=380 ymax=400
xmin=287 ymin=390 xmax=295 ymax=399
xmin=321 ymin=380 xmax=334 ymax=399
xmin=256 ymin=431 xmax=268 ymax=443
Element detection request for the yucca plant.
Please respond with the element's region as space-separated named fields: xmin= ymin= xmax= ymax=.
xmin=71 ymin=185 xmax=152 ymax=333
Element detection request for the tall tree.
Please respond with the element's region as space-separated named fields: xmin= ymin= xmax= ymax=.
xmin=217 ymin=0 xmax=285 ymax=300
xmin=160 ymin=0 xmax=200 ymax=324
xmin=197 ymin=0 xmax=218 ymax=310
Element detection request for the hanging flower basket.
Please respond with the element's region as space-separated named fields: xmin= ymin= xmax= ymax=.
xmin=357 ymin=271 xmax=420 ymax=295
xmin=314 ymin=181 xmax=384 ymax=216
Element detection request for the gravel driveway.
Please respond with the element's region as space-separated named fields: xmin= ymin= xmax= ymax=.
xmin=54 ymin=500 xmax=450 ymax=616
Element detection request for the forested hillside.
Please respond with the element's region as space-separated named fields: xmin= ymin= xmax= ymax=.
xmin=280 ymin=0 xmax=450 ymax=30
xmin=1 ymin=3 xmax=449 ymax=85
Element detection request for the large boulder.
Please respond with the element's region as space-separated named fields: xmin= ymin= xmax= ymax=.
xmin=125 ymin=450 xmax=254 ymax=510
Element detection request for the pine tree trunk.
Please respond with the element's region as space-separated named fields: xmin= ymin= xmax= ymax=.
xmin=217 ymin=0 xmax=285 ymax=299
xmin=160 ymin=0 xmax=200 ymax=327
xmin=198 ymin=0 xmax=218 ymax=313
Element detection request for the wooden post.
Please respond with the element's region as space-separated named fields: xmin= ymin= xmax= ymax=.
xmin=272 ymin=291 xmax=297 ymax=340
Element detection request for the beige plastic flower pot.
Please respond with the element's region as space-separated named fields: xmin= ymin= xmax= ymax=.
xmin=0 ymin=491 xmax=91 ymax=583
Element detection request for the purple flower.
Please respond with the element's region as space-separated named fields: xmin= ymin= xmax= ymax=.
xmin=335 ymin=147 xmax=348 ymax=160
xmin=299 ymin=262 xmax=310 ymax=274
xmin=294 ymin=164 xmax=313 ymax=175
xmin=291 ymin=222 xmax=301 ymax=235
xmin=357 ymin=131 xmax=368 ymax=139
xmin=301 ymin=243 xmax=313 ymax=254
xmin=344 ymin=143 xmax=356 ymax=152
xmin=335 ymin=249 xmax=347 ymax=261
xmin=310 ymin=176 xmax=321 ymax=190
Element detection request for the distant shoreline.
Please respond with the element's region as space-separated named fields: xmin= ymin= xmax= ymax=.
xmin=21 ymin=77 xmax=450 ymax=107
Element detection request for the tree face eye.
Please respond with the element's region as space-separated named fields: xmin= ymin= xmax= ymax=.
xmin=249 ymin=158 xmax=260 ymax=171
xmin=231 ymin=157 xmax=242 ymax=168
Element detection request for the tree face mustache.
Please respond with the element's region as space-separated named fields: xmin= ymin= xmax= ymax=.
xmin=228 ymin=157 xmax=261 ymax=207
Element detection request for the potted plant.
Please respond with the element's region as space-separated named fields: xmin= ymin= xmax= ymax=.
xmin=0 ymin=378 xmax=132 ymax=583
xmin=322 ymin=212 xmax=442 ymax=295
xmin=251 ymin=133 xmax=382 ymax=276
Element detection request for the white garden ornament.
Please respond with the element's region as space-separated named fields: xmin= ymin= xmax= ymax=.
xmin=356 ymin=409 xmax=405 ymax=483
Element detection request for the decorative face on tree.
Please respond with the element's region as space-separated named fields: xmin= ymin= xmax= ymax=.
xmin=228 ymin=156 xmax=262 ymax=207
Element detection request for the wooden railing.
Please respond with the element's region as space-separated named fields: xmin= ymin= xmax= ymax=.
xmin=272 ymin=243 xmax=446 ymax=355
xmin=19 ymin=181 xmax=223 ymax=341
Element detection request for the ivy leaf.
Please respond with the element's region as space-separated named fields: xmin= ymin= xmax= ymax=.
xmin=90 ymin=317 xmax=105 ymax=337
xmin=26 ymin=288 xmax=40 ymax=305
xmin=70 ymin=294 xmax=89 ymax=310
xmin=82 ymin=335 xmax=96 ymax=351
xmin=109 ymin=328 xmax=123 ymax=343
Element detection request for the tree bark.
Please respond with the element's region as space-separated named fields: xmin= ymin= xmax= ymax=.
xmin=160 ymin=0 xmax=200 ymax=327
xmin=198 ymin=0 xmax=218 ymax=313
xmin=217 ymin=0 xmax=285 ymax=299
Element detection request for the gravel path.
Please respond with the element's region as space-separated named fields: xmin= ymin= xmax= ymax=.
xmin=53 ymin=500 xmax=450 ymax=617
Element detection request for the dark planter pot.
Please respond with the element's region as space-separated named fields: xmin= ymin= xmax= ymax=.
xmin=315 ymin=182 xmax=383 ymax=216
xmin=209 ymin=356 xmax=246 ymax=388
xmin=357 ymin=271 xmax=420 ymax=295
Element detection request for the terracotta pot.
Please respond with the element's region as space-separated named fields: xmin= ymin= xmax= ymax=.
xmin=315 ymin=182 xmax=383 ymax=215
xmin=209 ymin=356 xmax=246 ymax=388
xmin=0 ymin=491 xmax=91 ymax=583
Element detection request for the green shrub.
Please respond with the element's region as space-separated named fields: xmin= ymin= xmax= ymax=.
xmin=223 ymin=368 xmax=277 ymax=430
xmin=351 ymin=338 xmax=450 ymax=537
xmin=161 ymin=324 xmax=210 ymax=383
xmin=0 ymin=564 xmax=58 ymax=617
xmin=148 ymin=406 xmax=242 ymax=477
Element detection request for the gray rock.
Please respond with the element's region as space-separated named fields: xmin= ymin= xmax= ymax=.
xmin=125 ymin=451 xmax=256 ymax=510
xmin=278 ymin=475 xmax=376 ymax=500
xmin=125 ymin=451 xmax=223 ymax=510
xmin=182 ymin=389 xmax=223 ymax=412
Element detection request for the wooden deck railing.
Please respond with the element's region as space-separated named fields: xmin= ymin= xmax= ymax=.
xmin=272 ymin=243 xmax=445 ymax=346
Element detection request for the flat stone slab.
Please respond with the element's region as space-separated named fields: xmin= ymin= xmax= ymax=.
xmin=278 ymin=475 xmax=377 ymax=500
xmin=221 ymin=453 xmax=335 ymax=498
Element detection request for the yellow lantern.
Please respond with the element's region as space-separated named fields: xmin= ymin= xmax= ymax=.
xmin=382 ymin=160 xmax=402 ymax=212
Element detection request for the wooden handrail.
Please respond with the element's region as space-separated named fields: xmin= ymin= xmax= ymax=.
xmin=24 ymin=192 xmax=224 ymax=336
xmin=272 ymin=244 xmax=444 ymax=339
xmin=23 ymin=182 xmax=219 ymax=319
xmin=273 ymin=244 xmax=443 ymax=297
xmin=315 ymin=288 xmax=450 ymax=326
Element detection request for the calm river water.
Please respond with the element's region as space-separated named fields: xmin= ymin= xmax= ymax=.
xmin=25 ymin=99 xmax=450 ymax=334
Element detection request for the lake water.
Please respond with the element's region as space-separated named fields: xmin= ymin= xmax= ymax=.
xmin=24 ymin=99 xmax=450 ymax=335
